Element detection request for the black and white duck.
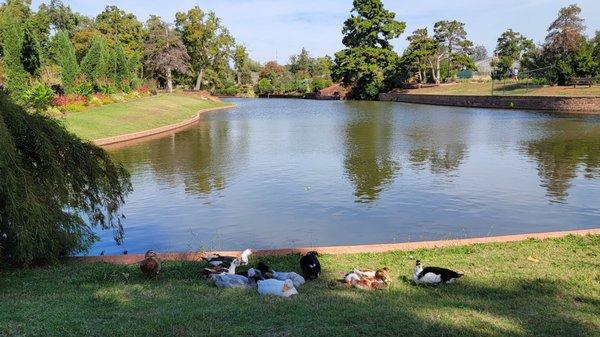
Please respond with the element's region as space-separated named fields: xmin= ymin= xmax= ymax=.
xmin=202 ymin=248 xmax=252 ymax=267
xmin=413 ymin=260 xmax=463 ymax=285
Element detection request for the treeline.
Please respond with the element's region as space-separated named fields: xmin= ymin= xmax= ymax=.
xmin=331 ymin=0 xmax=600 ymax=99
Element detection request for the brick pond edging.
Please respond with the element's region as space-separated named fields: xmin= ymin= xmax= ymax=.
xmin=92 ymin=105 xmax=234 ymax=146
xmin=378 ymin=93 xmax=600 ymax=113
xmin=73 ymin=228 xmax=600 ymax=265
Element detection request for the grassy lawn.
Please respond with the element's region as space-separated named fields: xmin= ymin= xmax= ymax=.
xmin=62 ymin=94 xmax=233 ymax=140
xmin=402 ymin=82 xmax=600 ymax=97
xmin=1 ymin=235 xmax=598 ymax=337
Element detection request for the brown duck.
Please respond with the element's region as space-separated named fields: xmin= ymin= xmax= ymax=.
xmin=140 ymin=250 xmax=161 ymax=279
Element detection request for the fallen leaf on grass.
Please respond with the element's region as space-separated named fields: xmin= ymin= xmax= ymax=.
xmin=527 ymin=256 xmax=539 ymax=263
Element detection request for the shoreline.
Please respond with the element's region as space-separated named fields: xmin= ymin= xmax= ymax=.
xmin=92 ymin=104 xmax=235 ymax=146
xmin=73 ymin=227 xmax=600 ymax=265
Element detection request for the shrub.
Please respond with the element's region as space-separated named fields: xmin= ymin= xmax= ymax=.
xmin=311 ymin=77 xmax=333 ymax=92
xmin=135 ymin=86 xmax=150 ymax=95
xmin=52 ymin=94 xmax=88 ymax=112
xmin=257 ymin=78 xmax=274 ymax=94
xmin=73 ymin=76 xmax=93 ymax=98
xmin=23 ymin=83 xmax=54 ymax=112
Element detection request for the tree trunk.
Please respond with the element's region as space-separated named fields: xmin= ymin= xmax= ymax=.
xmin=194 ymin=68 xmax=204 ymax=91
xmin=166 ymin=67 xmax=173 ymax=93
xmin=237 ymin=71 xmax=241 ymax=86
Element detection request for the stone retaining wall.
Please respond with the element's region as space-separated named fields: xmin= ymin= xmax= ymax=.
xmin=379 ymin=93 xmax=600 ymax=113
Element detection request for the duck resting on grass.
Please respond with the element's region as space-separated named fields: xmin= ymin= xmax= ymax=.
xmin=202 ymin=258 xmax=241 ymax=278
xmin=140 ymin=250 xmax=161 ymax=279
xmin=413 ymin=260 xmax=463 ymax=285
xmin=211 ymin=268 xmax=264 ymax=289
xmin=344 ymin=267 xmax=391 ymax=290
xmin=254 ymin=261 xmax=305 ymax=287
xmin=202 ymin=248 xmax=252 ymax=267
xmin=300 ymin=251 xmax=321 ymax=280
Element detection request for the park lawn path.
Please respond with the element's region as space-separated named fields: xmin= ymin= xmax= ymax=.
xmin=63 ymin=94 xmax=232 ymax=140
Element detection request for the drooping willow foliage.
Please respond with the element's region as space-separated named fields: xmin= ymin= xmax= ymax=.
xmin=0 ymin=94 xmax=131 ymax=265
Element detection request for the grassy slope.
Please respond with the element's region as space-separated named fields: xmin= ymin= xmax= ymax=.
xmin=1 ymin=235 xmax=599 ymax=337
xmin=403 ymin=82 xmax=600 ymax=97
xmin=63 ymin=94 xmax=232 ymax=140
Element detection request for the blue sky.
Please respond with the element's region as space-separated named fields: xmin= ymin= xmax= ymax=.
xmin=30 ymin=0 xmax=600 ymax=63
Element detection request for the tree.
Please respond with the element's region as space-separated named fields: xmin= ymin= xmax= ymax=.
xmin=0 ymin=93 xmax=131 ymax=265
xmin=1 ymin=9 xmax=29 ymax=102
xmin=233 ymin=44 xmax=251 ymax=85
xmin=401 ymin=28 xmax=437 ymax=83
xmin=21 ymin=21 xmax=42 ymax=76
xmin=175 ymin=7 xmax=234 ymax=91
xmin=493 ymin=29 xmax=535 ymax=75
xmin=95 ymin=6 xmax=144 ymax=57
xmin=257 ymin=78 xmax=274 ymax=95
xmin=332 ymin=0 xmax=405 ymax=99
xmin=37 ymin=0 xmax=83 ymax=36
xmin=433 ymin=20 xmax=474 ymax=79
xmin=80 ymin=36 xmax=110 ymax=83
xmin=52 ymin=31 xmax=79 ymax=93
xmin=543 ymin=4 xmax=586 ymax=84
xmin=472 ymin=45 xmax=488 ymax=62
xmin=144 ymin=16 xmax=190 ymax=93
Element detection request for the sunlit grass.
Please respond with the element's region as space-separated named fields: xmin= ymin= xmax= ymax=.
xmin=404 ymin=82 xmax=600 ymax=97
xmin=1 ymin=235 xmax=598 ymax=336
xmin=62 ymin=94 xmax=233 ymax=140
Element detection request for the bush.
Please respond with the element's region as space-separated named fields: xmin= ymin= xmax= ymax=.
xmin=257 ymin=78 xmax=274 ymax=94
xmin=214 ymin=86 xmax=239 ymax=96
xmin=0 ymin=93 xmax=131 ymax=265
xmin=311 ymin=77 xmax=333 ymax=92
xmin=23 ymin=83 xmax=54 ymax=112
xmin=73 ymin=76 xmax=94 ymax=98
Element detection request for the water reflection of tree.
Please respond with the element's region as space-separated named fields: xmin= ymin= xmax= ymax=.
xmin=406 ymin=125 xmax=468 ymax=175
xmin=343 ymin=106 xmax=400 ymax=203
xmin=109 ymin=119 xmax=249 ymax=196
xmin=523 ymin=123 xmax=600 ymax=203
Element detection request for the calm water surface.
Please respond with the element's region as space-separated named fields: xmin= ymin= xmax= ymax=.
xmin=91 ymin=98 xmax=600 ymax=254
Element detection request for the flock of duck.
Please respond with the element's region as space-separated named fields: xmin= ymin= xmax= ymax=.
xmin=140 ymin=249 xmax=463 ymax=297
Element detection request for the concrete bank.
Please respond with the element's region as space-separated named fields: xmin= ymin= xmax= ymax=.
xmin=92 ymin=104 xmax=234 ymax=146
xmin=379 ymin=92 xmax=600 ymax=113
xmin=74 ymin=228 xmax=600 ymax=265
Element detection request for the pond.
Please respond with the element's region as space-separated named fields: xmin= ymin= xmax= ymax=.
xmin=90 ymin=98 xmax=600 ymax=255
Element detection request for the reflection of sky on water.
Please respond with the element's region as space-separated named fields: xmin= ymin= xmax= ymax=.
xmin=88 ymin=99 xmax=600 ymax=255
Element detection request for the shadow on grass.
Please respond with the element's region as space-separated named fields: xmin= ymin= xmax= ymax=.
xmin=1 ymin=256 xmax=598 ymax=337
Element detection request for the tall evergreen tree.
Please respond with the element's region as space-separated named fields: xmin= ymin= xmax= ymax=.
xmin=1 ymin=10 xmax=28 ymax=102
xmin=21 ymin=21 xmax=42 ymax=76
xmin=332 ymin=0 xmax=405 ymax=99
xmin=53 ymin=31 xmax=79 ymax=93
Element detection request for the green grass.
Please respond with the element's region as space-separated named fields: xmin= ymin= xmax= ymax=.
xmin=403 ymin=82 xmax=600 ymax=97
xmin=1 ymin=235 xmax=599 ymax=337
xmin=62 ymin=94 xmax=233 ymax=140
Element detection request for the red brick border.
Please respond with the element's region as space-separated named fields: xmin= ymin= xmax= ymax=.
xmin=92 ymin=104 xmax=234 ymax=146
xmin=72 ymin=228 xmax=599 ymax=265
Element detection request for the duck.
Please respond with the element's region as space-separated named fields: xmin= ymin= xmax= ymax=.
xmin=413 ymin=260 xmax=463 ymax=285
xmin=202 ymin=258 xmax=241 ymax=278
xmin=254 ymin=261 xmax=305 ymax=287
xmin=140 ymin=250 xmax=161 ymax=279
xmin=202 ymin=248 xmax=252 ymax=267
xmin=211 ymin=268 xmax=264 ymax=289
xmin=343 ymin=267 xmax=391 ymax=290
xmin=299 ymin=251 xmax=321 ymax=280
xmin=257 ymin=279 xmax=298 ymax=297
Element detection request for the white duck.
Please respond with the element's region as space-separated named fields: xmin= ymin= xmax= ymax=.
xmin=413 ymin=260 xmax=463 ymax=285
xmin=211 ymin=268 xmax=263 ymax=289
xmin=257 ymin=279 xmax=298 ymax=297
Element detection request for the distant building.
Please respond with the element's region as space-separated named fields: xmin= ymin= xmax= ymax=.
xmin=458 ymin=57 xmax=494 ymax=80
